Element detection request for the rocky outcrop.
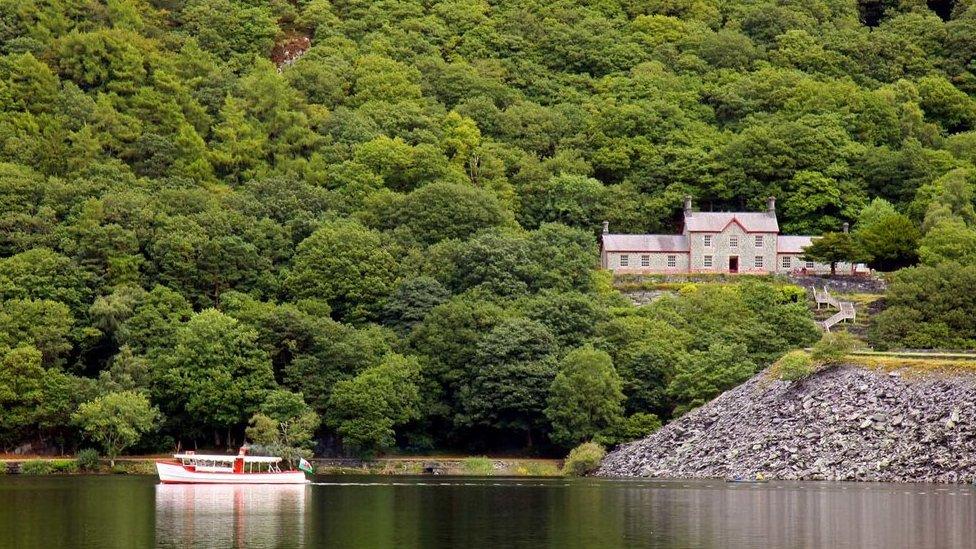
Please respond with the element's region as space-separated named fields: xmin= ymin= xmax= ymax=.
xmin=598 ymin=365 xmax=976 ymax=483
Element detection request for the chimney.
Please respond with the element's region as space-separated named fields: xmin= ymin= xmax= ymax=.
xmin=683 ymin=195 xmax=693 ymax=216
xmin=767 ymin=196 xmax=776 ymax=215
xmin=842 ymin=222 xmax=849 ymax=234
xmin=602 ymin=221 xmax=609 ymax=234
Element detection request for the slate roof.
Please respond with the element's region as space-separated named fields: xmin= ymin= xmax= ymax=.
xmin=601 ymin=234 xmax=689 ymax=252
xmin=777 ymin=235 xmax=815 ymax=253
xmin=683 ymin=212 xmax=779 ymax=233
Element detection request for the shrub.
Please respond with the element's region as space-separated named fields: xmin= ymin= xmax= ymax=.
xmin=779 ymin=285 xmax=807 ymax=303
xmin=811 ymin=331 xmax=856 ymax=363
xmin=516 ymin=461 xmax=561 ymax=477
xmin=76 ymin=449 xmax=100 ymax=471
xmin=461 ymin=456 xmax=494 ymax=476
xmin=777 ymin=350 xmax=815 ymax=381
xmin=50 ymin=460 xmax=79 ymax=474
xmin=20 ymin=460 xmax=54 ymax=475
xmin=123 ymin=461 xmax=157 ymax=475
xmin=562 ymin=442 xmax=605 ymax=476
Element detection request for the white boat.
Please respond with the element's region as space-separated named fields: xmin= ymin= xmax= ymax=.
xmin=156 ymin=448 xmax=311 ymax=484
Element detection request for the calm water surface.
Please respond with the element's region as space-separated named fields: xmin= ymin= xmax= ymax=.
xmin=0 ymin=475 xmax=974 ymax=548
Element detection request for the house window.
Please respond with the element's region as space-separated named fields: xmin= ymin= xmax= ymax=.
xmin=641 ymin=254 xmax=650 ymax=267
xmin=729 ymin=235 xmax=738 ymax=248
xmin=703 ymin=235 xmax=712 ymax=247
xmin=806 ymin=261 xmax=815 ymax=269
xmin=755 ymin=256 xmax=764 ymax=268
xmin=704 ymin=255 xmax=713 ymax=268
xmin=755 ymin=235 xmax=764 ymax=247
xmin=620 ymin=254 xmax=629 ymax=267
xmin=667 ymin=255 xmax=676 ymax=268
xmin=782 ymin=256 xmax=791 ymax=269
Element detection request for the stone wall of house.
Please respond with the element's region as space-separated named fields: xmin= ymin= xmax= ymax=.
xmin=775 ymin=254 xmax=866 ymax=275
xmin=688 ymin=224 xmax=777 ymax=274
xmin=606 ymin=251 xmax=689 ymax=273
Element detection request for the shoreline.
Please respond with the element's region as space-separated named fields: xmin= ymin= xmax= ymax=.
xmin=1 ymin=456 xmax=565 ymax=477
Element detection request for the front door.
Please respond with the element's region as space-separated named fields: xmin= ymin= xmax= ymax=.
xmin=729 ymin=256 xmax=739 ymax=273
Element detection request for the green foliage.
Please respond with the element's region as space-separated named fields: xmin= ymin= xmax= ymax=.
xmin=72 ymin=390 xmax=159 ymax=466
xmin=458 ymin=318 xmax=558 ymax=445
xmin=326 ymin=354 xmax=421 ymax=457
xmin=801 ymin=232 xmax=864 ymax=275
xmin=76 ymin=448 xmax=100 ymax=471
xmin=50 ymin=459 xmax=78 ymax=474
xmin=155 ymin=309 xmax=275 ymax=436
xmin=246 ymin=390 xmax=320 ymax=465
xmin=0 ymin=0 xmax=970 ymax=456
xmin=810 ymin=332 xmax=856 ymax=363
xmin=854 ymin=213 xmax=920 ymax=271
xmin=918 ymin=218 xmax=976 ymax=265
xmin=595 ymin=413 xmax=662 ymax=446
xmin=776 ymin=350 xmax=815 ymax=381
xmin=181 ymin=0 xmax=278 ymax=60
xmin=518 ymin=460 xmax=561 ymax=476
xmin=20 ymin=460 xmax=54 ymax=476
xmin=0 ymin=299 xmax=74 ymax=366
xmin=461 ymin=456 xmax=494 ymax=476
xmin=872 ymin=261 xmax=976 ymax=350
xmin=667 ymin=343 xmax=757 ymax=416
xmin=545 ymin=346 xmax=624 ymax=448
xmin=562 ymin=442 xmax=606 ymax=476
xmin=286 ymin=220 xmax=399 ymax=322
xmin=395 ymin=182 xmax=511 ymax=245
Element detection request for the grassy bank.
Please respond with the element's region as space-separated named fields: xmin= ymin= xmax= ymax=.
xmin=1 ymin=456 xmax=564 ymax=477
xmin=1 ymin=458 xmax=157 ymax=476
xmin=850 ymin=352 xmax=976 ymax=376
xmin=314 ymin=456 xmax=563 ymax=476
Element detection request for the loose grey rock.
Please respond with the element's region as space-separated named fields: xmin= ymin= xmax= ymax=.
xmin=596 ymin=365 xmax=976 ymax=484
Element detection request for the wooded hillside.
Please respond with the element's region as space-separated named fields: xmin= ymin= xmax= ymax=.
xmin=0 ymin=0 xmax=974 ymax=456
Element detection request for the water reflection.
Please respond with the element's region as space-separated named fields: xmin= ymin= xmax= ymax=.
xmin=155 ymin=484 xmax=307 ymax=548
xmin=2 ymin=476 xmax=976 ymax=548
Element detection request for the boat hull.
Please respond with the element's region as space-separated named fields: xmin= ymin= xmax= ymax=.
xmin=156 ymin=462 xmax=309 ymax=484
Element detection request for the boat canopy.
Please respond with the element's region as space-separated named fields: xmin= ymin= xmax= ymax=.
xmin=173 ymin=453 xmax=282 ymax=463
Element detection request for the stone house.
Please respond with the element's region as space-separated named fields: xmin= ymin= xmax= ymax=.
xmin=601 ymin=196 xmax=868 ymax=275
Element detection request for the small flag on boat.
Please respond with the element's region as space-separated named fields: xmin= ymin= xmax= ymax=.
xmin=298 ymin=458 xmax=313 ymax=474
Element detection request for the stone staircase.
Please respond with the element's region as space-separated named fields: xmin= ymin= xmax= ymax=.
xmin=814 ymin=287 xmax=856 ymax=331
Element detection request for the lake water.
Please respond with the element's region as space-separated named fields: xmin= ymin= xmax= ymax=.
xmin=0 ymin=475 xmax=974 ymax=548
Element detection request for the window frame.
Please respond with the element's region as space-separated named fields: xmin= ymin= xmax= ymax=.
xmin=667 ymin=255 xmax=677 ymax=268
xmin=754 ymin=255 xmax=764 ymax=268
xmin=782 ymin=256 xmax=791 ymax=269
xmin=755 ymin=234 xmax=763 ymax=248
xmin=640 ymin=254 xmax=650 ymax=267
xmin=703 ymin=234 xmax=712 ymax=247
xmin=729 ymin=235 xmax=738 ymax=248
xmin=703 ymin=255 xmax=713 ymax=268
xmin=620 ymin=254 xmax=629 ymax=267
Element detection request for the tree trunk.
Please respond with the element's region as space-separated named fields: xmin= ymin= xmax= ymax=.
xmin=830 ymin=262 xmax=837 ymax=276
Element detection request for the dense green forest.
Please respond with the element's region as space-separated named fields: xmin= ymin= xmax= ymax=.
xmin=1 ymin=0 xmax=975 ymax=458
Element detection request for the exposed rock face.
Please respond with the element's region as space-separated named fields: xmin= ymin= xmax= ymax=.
xmin=788 ymin=274 xmax=887 ymax=293
xmin=622 ymin=290 xmax=671 ymax=306
xmin=598 ymin=365 xmax=976 ymax=483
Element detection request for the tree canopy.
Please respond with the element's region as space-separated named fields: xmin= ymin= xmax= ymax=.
xmin=0 ymin=0 xmax=972 ymax=457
